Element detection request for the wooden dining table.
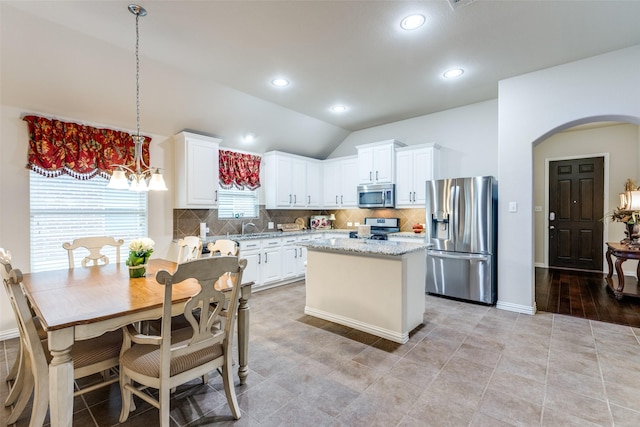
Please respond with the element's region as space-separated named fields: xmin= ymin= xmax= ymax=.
xmin=20 ymin=258 xmax=252 ymax=427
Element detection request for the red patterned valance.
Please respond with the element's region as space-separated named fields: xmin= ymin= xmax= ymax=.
xmin=219 ymin=149 xmax=261 ymax=190
xmin=23 ymin=115 xmax=150 ymax=180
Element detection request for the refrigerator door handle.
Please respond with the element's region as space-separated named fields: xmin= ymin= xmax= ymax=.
xmin=427 ymin=251 xmax=490 ymax=261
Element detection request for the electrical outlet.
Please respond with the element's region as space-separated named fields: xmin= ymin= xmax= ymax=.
xmin=347 ymin=222 xmax=353 ymax=227
xmin=277 ymin=223 xmax=282 ymax=229
xmin=268 ymin=222 xmax=274 ymax=229
xmin=354 ymin=222 xmax=360 ymax=226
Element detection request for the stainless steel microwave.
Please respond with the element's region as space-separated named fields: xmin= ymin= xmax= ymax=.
xmin=357 ymin=183 xmax=396 ymax=208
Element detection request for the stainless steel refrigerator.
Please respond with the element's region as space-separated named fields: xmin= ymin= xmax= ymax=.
xmin=425 ymin=176 xmax=497 ymax=304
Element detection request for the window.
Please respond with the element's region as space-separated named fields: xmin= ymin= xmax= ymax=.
xmin=217 ymin=188 xmax=259 ymax=219
xmin=30 ymin=172 xmax=148 ymax=272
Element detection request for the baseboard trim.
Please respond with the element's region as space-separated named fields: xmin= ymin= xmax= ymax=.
xmin=304 ymin=306 xmax=408 ymax=344
xmin=0 ymin=328 xmax=19 ymax=342
xmin=496 ymin=300 xmax=537 ymax=315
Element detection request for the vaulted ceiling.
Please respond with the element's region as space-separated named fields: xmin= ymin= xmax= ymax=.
xmin=3 ymin=1 xmax=640 ymax=158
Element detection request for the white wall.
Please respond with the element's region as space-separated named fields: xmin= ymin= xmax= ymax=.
xmin=0 ymin=106 xmax=174 ymax=337
xmin=329 ymin=99 xmax=499 ymax=179
xmin=533 ymin=123 xmax=640 ymax=271
xmin=498 ymin=45 xmax=640 ymax=314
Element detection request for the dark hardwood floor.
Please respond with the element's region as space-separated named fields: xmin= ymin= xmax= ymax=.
xmin=536 ymin=267 xmax=640 ymax=328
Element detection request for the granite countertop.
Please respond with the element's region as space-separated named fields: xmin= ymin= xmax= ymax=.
xmin=298 ymin=238 xmax=427 ymax=257
xmin=204 ymin=229 xmax=350 ymax=243
xmin=200 ymin=229 xmax=425 ymax=244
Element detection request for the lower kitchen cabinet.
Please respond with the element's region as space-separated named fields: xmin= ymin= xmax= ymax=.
xmin=281 ymin=235 xmax=300 ymax=280
xmin=238 ymin=240 xmax=261 ymax=286
xmin=261 ymin=238 xmax=283 ymax=286
xmin=237 ymin=233 xmax=328 ymax=291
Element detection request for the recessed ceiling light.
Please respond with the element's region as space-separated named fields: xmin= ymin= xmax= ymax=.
xmin=330 ymin=105 xmax=347 ymax=113
xmin=400 ymin=14 xmax=425 ymax=30
xmin=271 ymin=78 xmax=289 ymax=87
xmin=243 ymin=132 xmax=256 ymax=143
xmin=443 ymin=68 xmax=464 ymax=79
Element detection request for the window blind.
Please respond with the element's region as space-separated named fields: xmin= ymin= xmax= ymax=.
xmin=29 ymin=172 xmax=148 ymax=272
xmin=217 ymin=188 xmax=259 ymax=219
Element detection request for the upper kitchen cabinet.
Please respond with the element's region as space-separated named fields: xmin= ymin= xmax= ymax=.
xmin=323 ymin=156 xmax=359 ymax=208
xmin=174 ymin=132 xmax=222 ymax=208
xmin=263 ymin=151 xmax=322 ymax=209
xmin=356 ymin=140 xmax=406 ymax=185
xmin=395 ymin=143 xmax=440 ymax=208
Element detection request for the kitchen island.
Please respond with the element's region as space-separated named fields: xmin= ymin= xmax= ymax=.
xmin=299 ymin=238 xmax=427 ymax=344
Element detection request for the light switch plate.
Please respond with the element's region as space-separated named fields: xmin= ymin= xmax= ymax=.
xmin=509 ymin=202 xmax=518 ymax=212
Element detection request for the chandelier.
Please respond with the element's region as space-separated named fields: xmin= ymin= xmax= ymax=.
xmin=108 ymin=4 xmax=167 ymax=192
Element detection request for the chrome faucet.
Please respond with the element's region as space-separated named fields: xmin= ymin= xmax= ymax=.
xmin=242 ymin=222 xmax=258 ymax=235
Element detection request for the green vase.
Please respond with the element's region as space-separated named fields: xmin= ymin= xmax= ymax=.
xmin=127 ymin=255 xmax=148 ymax=278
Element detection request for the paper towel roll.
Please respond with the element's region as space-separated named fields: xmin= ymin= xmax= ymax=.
xmin=357 ymin=225 xmax=371 ymax=238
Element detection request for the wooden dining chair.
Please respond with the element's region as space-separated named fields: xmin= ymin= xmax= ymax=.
xmin=2 ymin=248 xmax=48 ymax=415
xmin=119 ymin=256 xmax=246 ymax=426
xmin=176 ymin=236 xmax=203 ymax=263
xmin=0 ymin=250 xmax=123 ymax=427
xmin=207 ymin=239 xmax=238 ymax=257
xmin=62 ymin=235 xmax=125 ymax=268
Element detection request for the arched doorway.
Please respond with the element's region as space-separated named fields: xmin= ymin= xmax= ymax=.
xmin=532 ymin=120 xmax=640 ymax=325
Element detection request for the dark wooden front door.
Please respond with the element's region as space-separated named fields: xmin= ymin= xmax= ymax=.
xmin=549 ymin=157 xmax=604 ymax=271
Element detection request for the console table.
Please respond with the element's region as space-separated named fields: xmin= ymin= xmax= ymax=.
xmin=605 ymin=242 xmax=640 ymax=300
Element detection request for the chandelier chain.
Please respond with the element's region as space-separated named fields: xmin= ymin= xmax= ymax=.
xmin=135 ymin=11 xmax=141 ymax=138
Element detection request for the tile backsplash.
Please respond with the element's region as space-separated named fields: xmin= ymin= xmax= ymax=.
xmin=174 ymin=207 xmax=426 ymax=239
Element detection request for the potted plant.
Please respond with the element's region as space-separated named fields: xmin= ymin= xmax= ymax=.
xmin=126 ymin=237 xmax=155 ymax=278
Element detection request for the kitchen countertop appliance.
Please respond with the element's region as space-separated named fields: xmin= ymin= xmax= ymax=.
xmin=425 ymin=176 xmax=497 ymax=304
xmin=349 ymin=217 xmax=400 ymax=240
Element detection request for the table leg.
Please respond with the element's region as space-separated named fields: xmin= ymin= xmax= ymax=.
xmin=614 ymin=257 xmax=626 ymax=300
xmin=237 ymin=285 xmax=251 ymax=385
xmin=606 ymin=247 xmax=614 ymax=278
xmin=48 ymin=328 xmax=75 ymax=427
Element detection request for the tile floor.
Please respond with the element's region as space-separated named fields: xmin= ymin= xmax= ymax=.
xmin=2 ymin=281 xmax=640 ymax=426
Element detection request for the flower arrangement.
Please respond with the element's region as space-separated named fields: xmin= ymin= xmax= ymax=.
xmin=126 ymin=237 xmax=154 ymax=278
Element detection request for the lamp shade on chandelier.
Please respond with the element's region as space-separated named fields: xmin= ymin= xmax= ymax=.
xmin=108 ymin=4 xmax=167 ymax=192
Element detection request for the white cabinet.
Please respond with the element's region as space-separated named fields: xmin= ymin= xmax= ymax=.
xmin=238 ymin=240 xmax=261 ymax=286
xmin=356 ymin=140 xmax=405 ymax=185
xmin=264 ymin=152 xmax=322 ymax=209
xmin=323 ymin=156 xmax=359 ymax=208
xmin=240 ymin=238 xmax=283 ymax=289
xmin=305 ymin=161 xmax=322 ymax=208
xmin=296 ymin=234 xmax=323 ymax=276
xmin=395 ymin=144 xmax=440 ymax=208
xmin=281 ymin=235 xmax=299 ymax=280
xmin=261 ymin=238 xmax=283 ymax=286
xmin=174 ymin=132 xmax=222 ymax=208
